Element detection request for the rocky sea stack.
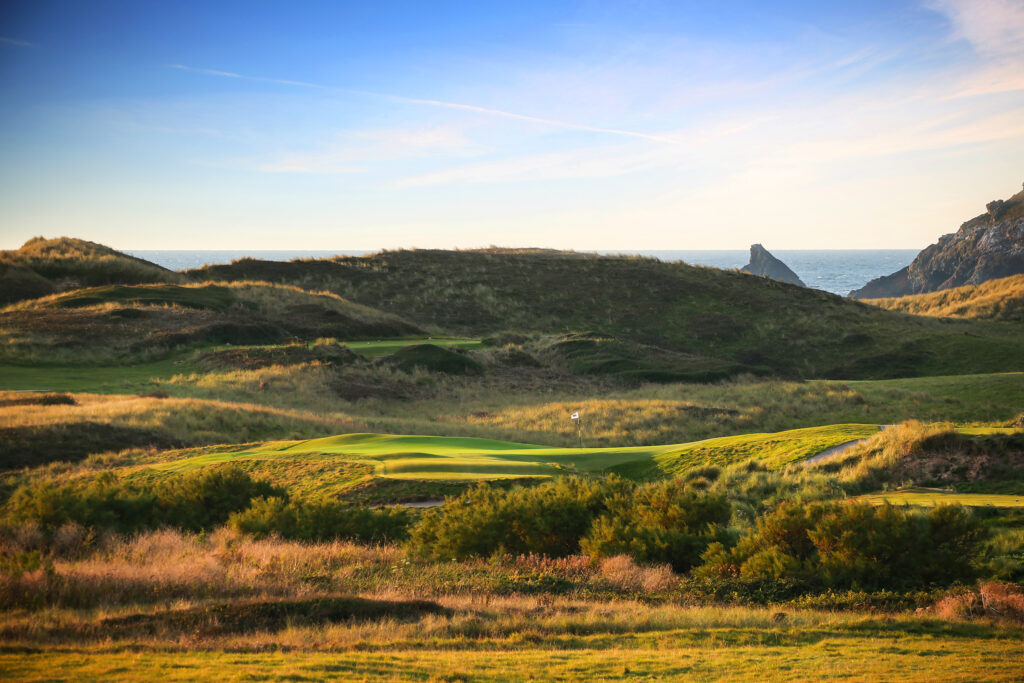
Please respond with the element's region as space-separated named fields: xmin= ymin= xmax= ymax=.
xmin=740 ymin=244 xmax=805 ymax=286
xmin=851 ymin=183 xmax=1024 ymax=299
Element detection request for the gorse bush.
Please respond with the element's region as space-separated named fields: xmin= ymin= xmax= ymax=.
xmin=3 ymin=467 xmax=281 ymax=534
xmin=152 ymin=467 xmax=282 ymax=531
xmin=229 ymin=497 xmax=411 ymax=543
xmin=582 ymin=480 xmax=732 ymax=572
xmin=408 ymin=477 xmax=633 ymax=560
xmin=408 ymin=476 xmax=732 ymax=569
xmin=700 ymin=501 xmax=985 ymax=590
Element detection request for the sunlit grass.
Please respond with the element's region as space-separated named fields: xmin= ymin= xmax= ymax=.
xmin=343 ymin=337 xmax=483 ymax=358
xmin=866 ymin=273 xmax=1024 ymax=321
xmin=859 ymin=489 xmax=1024 ymax=508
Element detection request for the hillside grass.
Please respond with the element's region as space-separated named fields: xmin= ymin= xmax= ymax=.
xmin=0 ymin=391 xmax=369 ymax=473
xmin=859 ymin=489 xmax=1024 ymax=508
xmin=91 ymin=426 xmax=880 ymax=502
xmin=0 ymin=281 xmax=421 ymax=364
xmin=344 ymin=337 xmax=483 ymax=358
xmin=3 ymin=367 xmax=1018 ymax=450
xmin=0 ymin=236 xmax=179 ymax=287
xmin=866 ymin=274 xmax=1024 ymax=321
xmin=647 ymin=424 xmax=880 ymax=477
xmin=0 ymin=359 xmax=195 ymax=392
xmin=189 ymin=249 xmax=1024 ymax=379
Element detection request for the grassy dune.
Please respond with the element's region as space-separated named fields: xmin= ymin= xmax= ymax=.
xmin=0 ymin=391 xmax=369 ymax=471
xmin=0 ymin=237 xmax=180 ymax=300
xmin=0 ymin=281 xmax=421 ymax=364
xmin=866 ymin=274 xmax=1024 ymax=322
xmin=190 ymin=248 xmax=1024 ymax=379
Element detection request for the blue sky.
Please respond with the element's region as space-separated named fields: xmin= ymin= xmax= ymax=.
xmin=1 ymin=0 xmax=1023 ymax=250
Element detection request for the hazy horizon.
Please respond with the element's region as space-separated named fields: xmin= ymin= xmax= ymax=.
xmin=2 ymin=1 xmax=1023 ymax=250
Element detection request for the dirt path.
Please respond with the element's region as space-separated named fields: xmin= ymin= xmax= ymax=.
xmin=801 ymin=439 xmax=867 ymax=466
xmin=802 ymin=426 xmax=886 ymax=467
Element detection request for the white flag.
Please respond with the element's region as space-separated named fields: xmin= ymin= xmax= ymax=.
xmin=570 ymin=412 xmax=580 ymax=420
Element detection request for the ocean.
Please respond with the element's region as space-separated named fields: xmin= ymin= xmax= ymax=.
xmin=128 ymin=249 xmax=918 ymax=296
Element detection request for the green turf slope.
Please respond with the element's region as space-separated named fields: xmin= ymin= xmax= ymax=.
xmin=147 ymin=425 xmax=882 ymax=490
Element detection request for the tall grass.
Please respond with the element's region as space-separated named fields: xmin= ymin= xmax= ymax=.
xmin=867 ymin=274 xmax=1024 ymax=322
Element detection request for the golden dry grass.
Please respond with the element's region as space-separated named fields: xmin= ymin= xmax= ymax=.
xmin=866 ymin=274 xmax=1024 ymax=321
xmin=0 ymin=391 xmax=368 ymax=448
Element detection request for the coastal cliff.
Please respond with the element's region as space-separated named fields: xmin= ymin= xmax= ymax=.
xmin=851 ymin=184 xmax=1024 ymax=298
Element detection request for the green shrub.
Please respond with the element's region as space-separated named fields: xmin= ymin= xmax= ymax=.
xmin=2 ymin=467 xmax=280 ymax=534
xmin=408 ymin=477 xmax=631 ymax=560
xmin=4 ymin=473 xmax=157 ymax=534
xmin=229 ymin=497 xmax=411 ymax=542
xmin=700 ymin=501 xmax=986 ymax=590
xmin=582 ymin=480 xmax=732 ymax=572
xmin=153 ymin=467 xmax=281 ymax=531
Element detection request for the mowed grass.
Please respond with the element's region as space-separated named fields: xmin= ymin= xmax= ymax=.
xmin=0 ymin=359 xmax=195 ymax=393
xmin=859 ymin=488 xmax=1024 ymax=508
xmin=342 ymin=337 xmax=483 ymax=358
xmin=145 ymin=425 xmax=879 ymax=486
xmin=3 ymin=626 xmax=1024 ymax=682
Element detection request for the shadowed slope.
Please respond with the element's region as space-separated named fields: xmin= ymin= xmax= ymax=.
xmin=189 ymin=249 xmax=1024 ymax=379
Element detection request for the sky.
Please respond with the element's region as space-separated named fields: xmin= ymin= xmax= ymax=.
xmin=1 ymin=0 xmax=1023 ymax=251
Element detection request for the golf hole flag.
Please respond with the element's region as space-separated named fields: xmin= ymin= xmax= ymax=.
xmin=570 ymin=411 xmax=580 ymax=420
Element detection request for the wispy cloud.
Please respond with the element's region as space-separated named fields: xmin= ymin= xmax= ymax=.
xmin=168 ymin=64 xmax=326 ymax=88
xmin=926 ymin=0 xmax=1024 ymax=56
xmin=168 ymin=63 xmax=677 ymax=144
xmin=926 ymin=0 xmax=1024 ymax=97
xmin=0 ymin=37 xmax=33 ymax=48
xmin=258 ymin=125 xmax=477 ymax=174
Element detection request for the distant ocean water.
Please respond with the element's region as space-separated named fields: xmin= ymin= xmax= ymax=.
xmin=129 ymin=249 xmax=918 ymax=296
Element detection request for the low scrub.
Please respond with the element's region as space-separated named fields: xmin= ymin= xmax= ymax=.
xmin=229 ymin=496 xmax=412 ymax=543
xmin=699 ymin=501 xmax=986 ymax=591
xmin=408 ymin=477 xmax=630 ymax=560
xmin=934 ymin=581 xmax=1024 ymax=626
xmin=3 ymin=466 xmax=281 ymax=533
xmin=96 ymin=596 xmax=451 ymax=637
xmin=582 ymin=480 xmax=732 ymax=572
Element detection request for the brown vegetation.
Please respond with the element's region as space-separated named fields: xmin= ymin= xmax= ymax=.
xmin=867 ymin=274 xmax=1024 ymax=321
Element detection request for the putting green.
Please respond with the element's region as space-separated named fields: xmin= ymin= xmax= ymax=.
xmin=150 ymin=425 xmax=881 ymax=482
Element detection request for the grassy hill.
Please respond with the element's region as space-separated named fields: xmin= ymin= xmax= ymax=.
xmin=0 ymin=237 xmax=180 ymax=305
xmin=865 ymin=274 xmax=1024 ymax=321
xmin=0 ymin=281 xmax=423 ymax=364
xmin=14 ymin=421 xmax=1018 ymax=506
xmin=0 ymin=391 xmax=370 ymax=470
xmin=189 ymin=249 xmax=1024 ymax=379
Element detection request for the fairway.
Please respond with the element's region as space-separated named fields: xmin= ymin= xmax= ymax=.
xmin=859 ymin=489 xmax=1024 ymax=508
xmin=147 ymin=424 xmax=882 ymax=483
xmin=342 ymin=337 xmax=483 ymax=358
xmin=0 ymin=359 xmax=194 ymax=393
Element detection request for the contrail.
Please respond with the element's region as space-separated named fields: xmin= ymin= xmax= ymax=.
xmin=168 ymin=63 xmax=677 ymax=144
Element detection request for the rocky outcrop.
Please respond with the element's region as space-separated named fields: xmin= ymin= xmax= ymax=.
xmin=741 ymin=244 xmax=805 ymax=286
xmin=851 ymin=184 xmax=1024 ymax=298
